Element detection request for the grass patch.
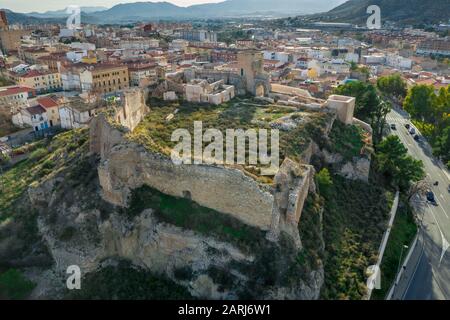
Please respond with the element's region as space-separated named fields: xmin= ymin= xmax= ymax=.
xmin=372 ymin=202 xmax=417 ymax=300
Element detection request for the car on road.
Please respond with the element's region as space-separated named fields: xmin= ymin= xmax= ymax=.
xmin=390 ymin=124 xmax=397 ymax=130
xmin=426 ymin=191 xmax=438 ymax=205
xmin=448 ymin=184 xmax=450 ymax=193
xmin=409 ymin=128 xmax=416 ymax=135
xmin=405 ymin=123 xmax=411 ymax=129
xmin=414 ymin=135 xmax=420 ymax=142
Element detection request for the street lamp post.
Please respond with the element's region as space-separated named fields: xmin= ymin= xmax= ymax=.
xmin=392 ymin=244 xmax=409 ymax=299
xmin=396 ymin=245 xmax=409 ymax=281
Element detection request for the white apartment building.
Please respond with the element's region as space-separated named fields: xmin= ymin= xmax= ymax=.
xmin=12 ymin=105 xmax=49 ymax=131
xmin=263 ymin=51 xmax=291 ymax=64
xmin=119 ymin=37 xmax=159 ymax=50
xmin=385 ymin=54 xmax=412 ymax=70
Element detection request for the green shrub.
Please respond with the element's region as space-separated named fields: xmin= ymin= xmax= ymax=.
xmin=29 ymin=148 xmax=48 ymax=162
xmin=41 ymin=159 xmax=55 ymax=170
xmin=0 ymin=269 xmax=36 ymax=300
xmin=319 ymin=175 xmax=391 ymax=299
xmin=125 ymin=185 xmax=266 ymax=253
xmin=316 ymin=168 xmax=333 ymax=196
xmin=328 ymin=121 xmax=364 ymax=161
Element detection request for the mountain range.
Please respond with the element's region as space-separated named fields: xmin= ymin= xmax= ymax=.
xmin=3 ymin=0 xmax=346 ymax=24
xmin=1 ymin=0 xmax=448 ymax=25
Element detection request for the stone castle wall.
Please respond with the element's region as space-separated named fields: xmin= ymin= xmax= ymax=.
xmin=90 ymin=116 xmax=315 ymax=246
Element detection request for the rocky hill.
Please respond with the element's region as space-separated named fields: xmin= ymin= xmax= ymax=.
xmin=0 ymin=98 xmax=391 ymax=300
xmin=313 ymin=0 xmax=450 ymax=25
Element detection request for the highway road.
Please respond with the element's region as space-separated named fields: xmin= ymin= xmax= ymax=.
xmin=386 ymin=107 xmax=450 ymax=300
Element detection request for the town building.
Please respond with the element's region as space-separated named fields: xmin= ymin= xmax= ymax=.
xmin=0 ymin=86 xmax=35 ymax=113
xmin=180 ymin=30 xmax=217 ymax=43
xmin=35 ymin=96 xmax=60 ymax=127
xmin=79 ymin=64 xmax=129 ymax=94
xmin=10 ymin=70 xmax=62 ymax=94
xmin=12 ymin=104 xmax=49 ymax=132
xmin=416 ymin=39 xmax=450 ymax=57
xmin=59 ymin=98 xmax=102 ymax=129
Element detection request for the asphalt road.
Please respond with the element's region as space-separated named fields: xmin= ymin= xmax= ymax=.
xmin=386 ymin=108 xmax=450 ymax=300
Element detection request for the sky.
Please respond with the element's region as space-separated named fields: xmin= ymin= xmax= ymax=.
xmin=1 ymin=0 xmax=224 ymax=13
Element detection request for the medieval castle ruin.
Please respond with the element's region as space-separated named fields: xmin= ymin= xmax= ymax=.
xmin=88 ymin=51 xmax=370 ymax=250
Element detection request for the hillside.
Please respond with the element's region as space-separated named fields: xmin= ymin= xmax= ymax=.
xmin=315 ymin=0 xmax=450 ymax=25
xmin=1 ymin=9 xmax=48 ymax=25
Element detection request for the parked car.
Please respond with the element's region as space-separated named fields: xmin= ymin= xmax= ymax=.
xmin=390 ymin=124 xmax=397 ymax=130
xmin=405 ymin=123 xmax=411 ymax=129
xmin=447 ymin=184 xmax=450 ymax=193
xmin=409 ymin=128 xmax=416 ymax=135
xmin=414 ymin=135 xmax=420 ymax=142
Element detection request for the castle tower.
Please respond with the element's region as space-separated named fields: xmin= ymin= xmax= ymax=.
xmin=237 ymin=50 xmax=270 ymax=97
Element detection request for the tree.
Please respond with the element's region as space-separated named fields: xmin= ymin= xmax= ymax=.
xmin=375 ymin=136 xmax=425 ymax=190
xmin=403 ymin=85 xmax=435 ymax=123
xmin=370 ymin=100 xmax=391 ymax=145
xmin=334 ymin=81 xmax=388 ymax=144
xmin=316 ymin=168 xmax=333 ymax=196
xmin=433 ymin=126 xmax=450 ymax=165
xmin=377 ymin=74 xmax=407 ymax=99
xmin=335 ymin=81 xmax=381 ymax=121
xmin=404 ymin=85 xmax=449 ymax=163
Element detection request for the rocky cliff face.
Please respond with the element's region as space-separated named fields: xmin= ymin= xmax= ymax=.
xmin=19 ymin=111 xmax=326 ymax=299
xmin=27 ymin=164 xmax=325 ymax=299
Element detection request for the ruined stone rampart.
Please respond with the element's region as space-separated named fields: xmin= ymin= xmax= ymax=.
xmin=90 ymin=116 xmax=314 ymax=246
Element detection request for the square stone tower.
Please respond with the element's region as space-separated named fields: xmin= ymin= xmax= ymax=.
xmin=237 ymin=50 xmax=270 ymax=96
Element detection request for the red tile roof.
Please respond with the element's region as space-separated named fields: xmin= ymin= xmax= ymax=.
xmin=19 ymin=70 xmax=53 ymax=78
xmin=26 ymin=105 xmax=46 ymax=115
xmin=0 ymin=86 xmax=34 ymax=97
xmin=37 ymin=97 xmax=58 ymax=109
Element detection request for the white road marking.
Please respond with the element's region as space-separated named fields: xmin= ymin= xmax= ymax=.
xmin=440 ymin=237 xmax=449 ymax=266
xmin=427 ymin=203 xmax=449 ymax=266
